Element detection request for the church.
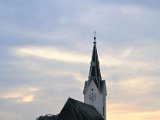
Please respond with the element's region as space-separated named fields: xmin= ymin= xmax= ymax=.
xmin=37 ymin=35 xmax=107 ymax=120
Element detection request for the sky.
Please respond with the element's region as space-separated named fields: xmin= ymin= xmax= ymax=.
xmin=0 ymin=0 xmax=160 ymax=120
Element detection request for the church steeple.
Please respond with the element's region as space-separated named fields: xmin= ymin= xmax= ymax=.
xmin=89 ymin=34 xmax=102 ymax=81
xmin=83 ymin=33 xmax=107 ymax=119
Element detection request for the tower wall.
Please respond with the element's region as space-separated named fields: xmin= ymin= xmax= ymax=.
xmin=84 ymin=80 xmax=106 ymax=118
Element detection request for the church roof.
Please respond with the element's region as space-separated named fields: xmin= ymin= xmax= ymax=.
xmin=37 ymin=98 xmax=104 ymax=120
xmin=58 ymin=98 xmax=104 ymax=120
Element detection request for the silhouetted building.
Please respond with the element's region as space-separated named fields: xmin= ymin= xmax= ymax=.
xmin=37 ymin=98 xmax=104 ymax=120
xmin=37 ymin=35 xmax=106 ymax=120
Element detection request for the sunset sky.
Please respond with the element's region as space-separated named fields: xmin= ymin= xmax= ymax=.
xmin=0 ymin=0 xmax=160 ymax=120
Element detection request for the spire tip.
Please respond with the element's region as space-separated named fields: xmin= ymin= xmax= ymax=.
xmin=93 ymin=31 xmax=96 ymax=44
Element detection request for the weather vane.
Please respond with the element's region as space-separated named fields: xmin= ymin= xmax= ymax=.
xmin=93 ymin=31 xmax=96 ymax=43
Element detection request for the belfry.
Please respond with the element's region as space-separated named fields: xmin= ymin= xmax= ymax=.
xmin=83 ymin=34 xmax=107 ymax=119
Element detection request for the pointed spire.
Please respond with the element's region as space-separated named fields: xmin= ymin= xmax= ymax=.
xmin=89 ymin=33 xmax=102 ymax=80
xmin=93 ymin=31 xmax=96 ymax=44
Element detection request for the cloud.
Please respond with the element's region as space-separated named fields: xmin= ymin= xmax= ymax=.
xmin=12 ymin=47 xmax=90 ymax=63
xmin=76 ymin=4 xmax=151 ymax=27
xmin=10 ymin=46 xmax=144 ymax=68
xmin=117 ymin=77 xmax=157 ymax=96
xmin=0 ymin=1 xmax=160 ymax=120
xmin=106 ymin=0 xmax=160 ymax=10
xmin=0 ymin=87 xmax=39 ymax=103
xmin=0 ymin=21 xmax=66 ymax=40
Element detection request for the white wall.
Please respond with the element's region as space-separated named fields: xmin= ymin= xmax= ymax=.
xmin=84 ymin=80 xmax=106 ymax=118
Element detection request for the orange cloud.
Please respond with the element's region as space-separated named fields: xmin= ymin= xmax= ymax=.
xmin=107 ymin=102 xmax=160 ymax=120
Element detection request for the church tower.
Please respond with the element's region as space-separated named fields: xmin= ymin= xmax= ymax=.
xmin=83 ymin=34 xmax=107 ymax=119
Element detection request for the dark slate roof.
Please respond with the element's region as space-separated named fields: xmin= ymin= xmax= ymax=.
xmin=37 ymin=98 xmax=104 ymax=120
xmin=58 ymin=98 xmax=104 ymax=120
xmin=89 ymin=41 xmax=101 ymax=80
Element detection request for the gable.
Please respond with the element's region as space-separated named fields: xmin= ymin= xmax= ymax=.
xmin=84 ymin=80 xmax=100 ymax=96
